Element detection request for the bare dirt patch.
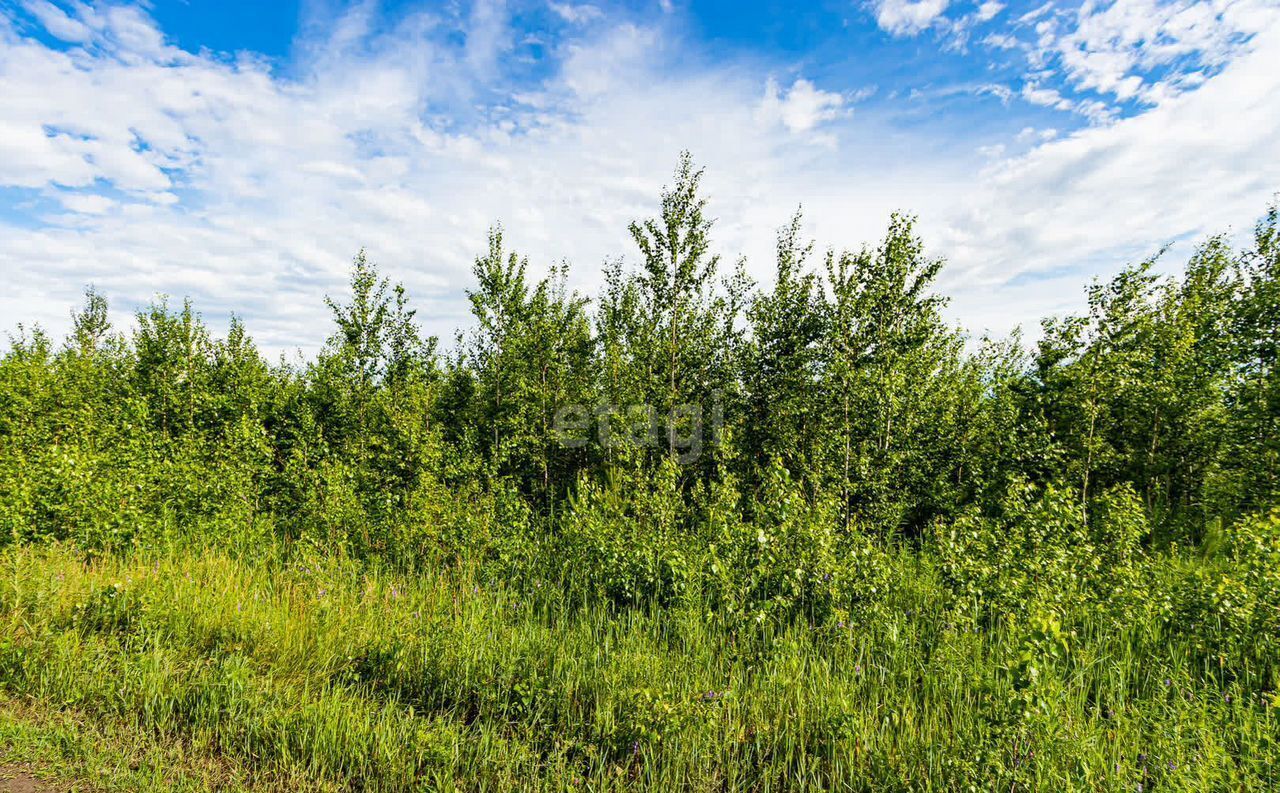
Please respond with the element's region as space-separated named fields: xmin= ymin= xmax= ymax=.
xmin=0 ymin=766 xmax=66 ymax=793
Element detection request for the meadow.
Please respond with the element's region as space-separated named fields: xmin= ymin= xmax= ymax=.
xmin=2 ymin=157 xmax=1279 ymax=789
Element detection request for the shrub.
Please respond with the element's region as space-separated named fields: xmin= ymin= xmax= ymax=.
xmin=702 ymin=462 xmax=888 ymax=625
xmin=933 ymin=480 xmax=1149 ymax=625
xmin=1170 ymin=509 xmax=1280 ymax=677
xmin=555 ymin=460 xmax=690 ymax=605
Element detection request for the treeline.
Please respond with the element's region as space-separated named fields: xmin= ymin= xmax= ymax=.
xmin=1 ymin=155 xmax=1278 ymax=616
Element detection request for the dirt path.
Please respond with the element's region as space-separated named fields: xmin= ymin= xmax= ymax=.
xmin=0 ymin=766 xmax=64 ymax=793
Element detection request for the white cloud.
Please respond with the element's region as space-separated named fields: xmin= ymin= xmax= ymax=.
xmin=1031 ymin=0 xmax=1280 ymax=107
xmin=465 ymin=0 xmax=512 ymax=79
xmin=757 ymin=78 xmax=846 ymax=133
xmin=0 ymin=0 xmax=1277 ymax=354
xmin=938 ymin=21 xmax=1280 ymax=334
xmin=1020 ymin=81 xmax=1116 ymax=123
xmin=0 ymin=5 xmax=899 ymax=353
xmin=59 ymin=193 xmax=115 ymax=214
xmin=549 ymin=2 xmax=604 ymax=25
xmin=1020 ymin=82 xmax=1066 ymax=108
xmin=872 ymin=0 xmax=951 ymax=36
xmin=1015 ymin=126 xmax=1058 ymax=143
xmin=20 ymin=1 xmax=91 ymax=43
xmin=976 ymin=1 xmax=1004 ymax=22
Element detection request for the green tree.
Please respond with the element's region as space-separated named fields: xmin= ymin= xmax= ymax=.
xmin=1224 ymin=206 xmax=1280 ymax=515
xmin=605 ymin=152 xmax=750 ymax=479
xmin=821 ymin=213 xmax=962 ymax=532
xmin=743 ymin=210 xmax=826 ymax=493
xmin=466 ymin=229 xmax=595 ymax=509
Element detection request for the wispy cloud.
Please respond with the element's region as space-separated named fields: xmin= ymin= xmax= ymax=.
xmin=0 ymin=0 xmax=1277 ymax=353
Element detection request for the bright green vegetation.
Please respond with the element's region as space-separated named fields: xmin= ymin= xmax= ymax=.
xmin=4 ymin=543 xmax=1278 ymax=791
xmin=2 ymin=156 xmax=1279 ymax=789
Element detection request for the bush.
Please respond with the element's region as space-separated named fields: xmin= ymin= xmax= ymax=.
xmin=933 ymin=480 xmax=1149 ymax=625
xmin=555 ymin=460 xmax=690 ymax=605
xmin=1170 ymin=509 xmax=1280 ymax=677
xmin=702 ymin=462 xmax=889 ymax=625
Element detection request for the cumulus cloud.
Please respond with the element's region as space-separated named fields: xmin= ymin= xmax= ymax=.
xmin=976 ymin=1 xmax=1004 ymax=22
xmin=871 ymin=0 xmax=951 ymax=36
xmin=757 ymin=78 xmax=846 ymax=133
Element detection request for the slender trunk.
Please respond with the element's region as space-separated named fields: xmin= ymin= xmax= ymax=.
xmin=1146 ymin=408 xmax=1162 ymax=512
xmin=1082 ymin=404 xmax=1097 ymax=519
xmin=842 ymin=375 xmax=851 ymax=532
xmin=881 ymin=384 xmax=894 ymax=454
xmin=669 ymin=296 xmax=679 ymax=458
xmin=541 ymin=361 xmax=550 ymax=515
xmin=494 ymin=342 xmax=503 ymax=456
xmin=1080 ymin=343 xmax=1104 ymax=521
xmin=186 ymin=333 xmax=195 ymax=432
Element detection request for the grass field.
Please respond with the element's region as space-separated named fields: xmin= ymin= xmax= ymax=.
xmin=2 ymin=542 xmax=1276 ymax=791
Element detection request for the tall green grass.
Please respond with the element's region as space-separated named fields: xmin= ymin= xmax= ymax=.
xmin=3 ymin=543 xmax=1275 ymax=790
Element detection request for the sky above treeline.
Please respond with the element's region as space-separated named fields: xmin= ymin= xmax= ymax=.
xmin=2 ymin=0 xmax=1278 ymax=356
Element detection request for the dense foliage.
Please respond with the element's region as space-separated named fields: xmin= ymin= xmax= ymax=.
xmin=2 ymin=156 xmax=1279 ymax=789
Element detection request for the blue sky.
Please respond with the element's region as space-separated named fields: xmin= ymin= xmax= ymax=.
xmin=1 ymin=0 xmax=1278 ymax=353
